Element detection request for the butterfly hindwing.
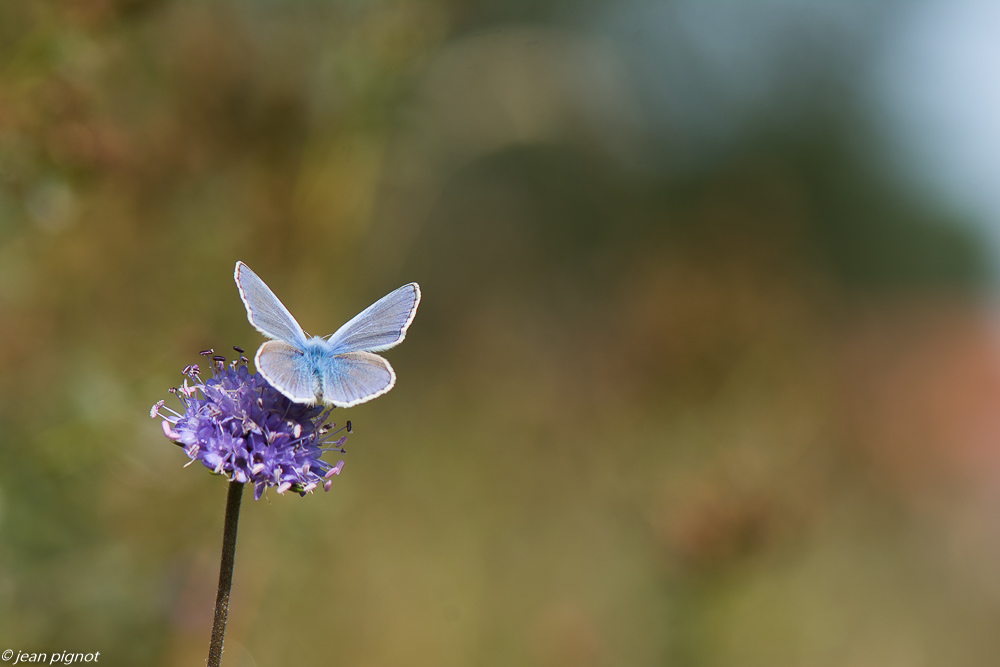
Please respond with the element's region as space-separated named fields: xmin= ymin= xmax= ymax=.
xmin=319 ymin=351 xmax=396 ymax=408
xmin=255 ymin=340 xmax=320 ymax=403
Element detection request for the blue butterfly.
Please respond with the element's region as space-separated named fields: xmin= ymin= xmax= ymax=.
xmin=234 ymin=261 xmax=420 ymax=407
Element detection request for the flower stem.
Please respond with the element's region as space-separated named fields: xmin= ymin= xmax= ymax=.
xmin=208 ymin=480 xmax=245 ymax=667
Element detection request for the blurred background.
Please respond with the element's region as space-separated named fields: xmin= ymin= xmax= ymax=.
xmin=5 ymin=1 xmax=1000 ymax=665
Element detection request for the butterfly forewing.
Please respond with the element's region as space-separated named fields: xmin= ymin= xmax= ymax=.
xmin=235 ymin=261 xmax=308 ymax=347
xmin=320 ymin=351 xmax=396 ymax=408
xmin=326 ymin=283 xmax=420 ymax=354
xmin=256 ymin=340 xmax=320 ymax=403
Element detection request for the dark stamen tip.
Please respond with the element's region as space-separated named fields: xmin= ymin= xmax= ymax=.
xmin=233 ymin=346 xmax=245 ymax=354
xmin=200 ymin=349 xmax=214 ymax=357
xmin=346 ymin=420 xmax=352 ymax=433
xmin=212 ymin=355 xmax=226 ymax=363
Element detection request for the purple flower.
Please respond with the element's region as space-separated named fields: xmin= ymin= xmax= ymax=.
xmin=151 ymin=348 xmax=349 ymax=500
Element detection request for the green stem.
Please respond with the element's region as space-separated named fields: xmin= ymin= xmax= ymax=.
xmin=207 ymin=480 xmax=245 ymax=667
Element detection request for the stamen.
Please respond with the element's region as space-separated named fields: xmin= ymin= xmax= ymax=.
xmin=150 ymin=400 xmax=165 ymax=418
xmin=161 ymin=405 xmax=183 ymax=418
xmin=322 ymin=423 xmax=351 ymax=437
xmin=346 ymin=420 xmax=352 ymax=434
xmin=200 ymin=349 xmax=214 ymax=357
xmin=233 ymin=346 xmax=245 ymax=354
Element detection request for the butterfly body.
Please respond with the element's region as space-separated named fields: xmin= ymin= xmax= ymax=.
xmin=234 ymin=261 xmax=420 ymax=407
xmin=280 ymin=337 xmax=333 ymax=399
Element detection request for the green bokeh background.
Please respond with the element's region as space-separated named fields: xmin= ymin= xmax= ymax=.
xmin=3 ymin=2 xmax=1000 ymax=665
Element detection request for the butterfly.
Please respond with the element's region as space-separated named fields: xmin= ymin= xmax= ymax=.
xmin=234 ymin=261 xmax=420 ymax=407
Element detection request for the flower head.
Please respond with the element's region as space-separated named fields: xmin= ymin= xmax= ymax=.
xmin=152 ymin=348 xmax=349 ymax=500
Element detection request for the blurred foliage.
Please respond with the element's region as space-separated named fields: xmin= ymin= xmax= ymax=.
xmin=2 ymin=1 xmax=1000 ymax=666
